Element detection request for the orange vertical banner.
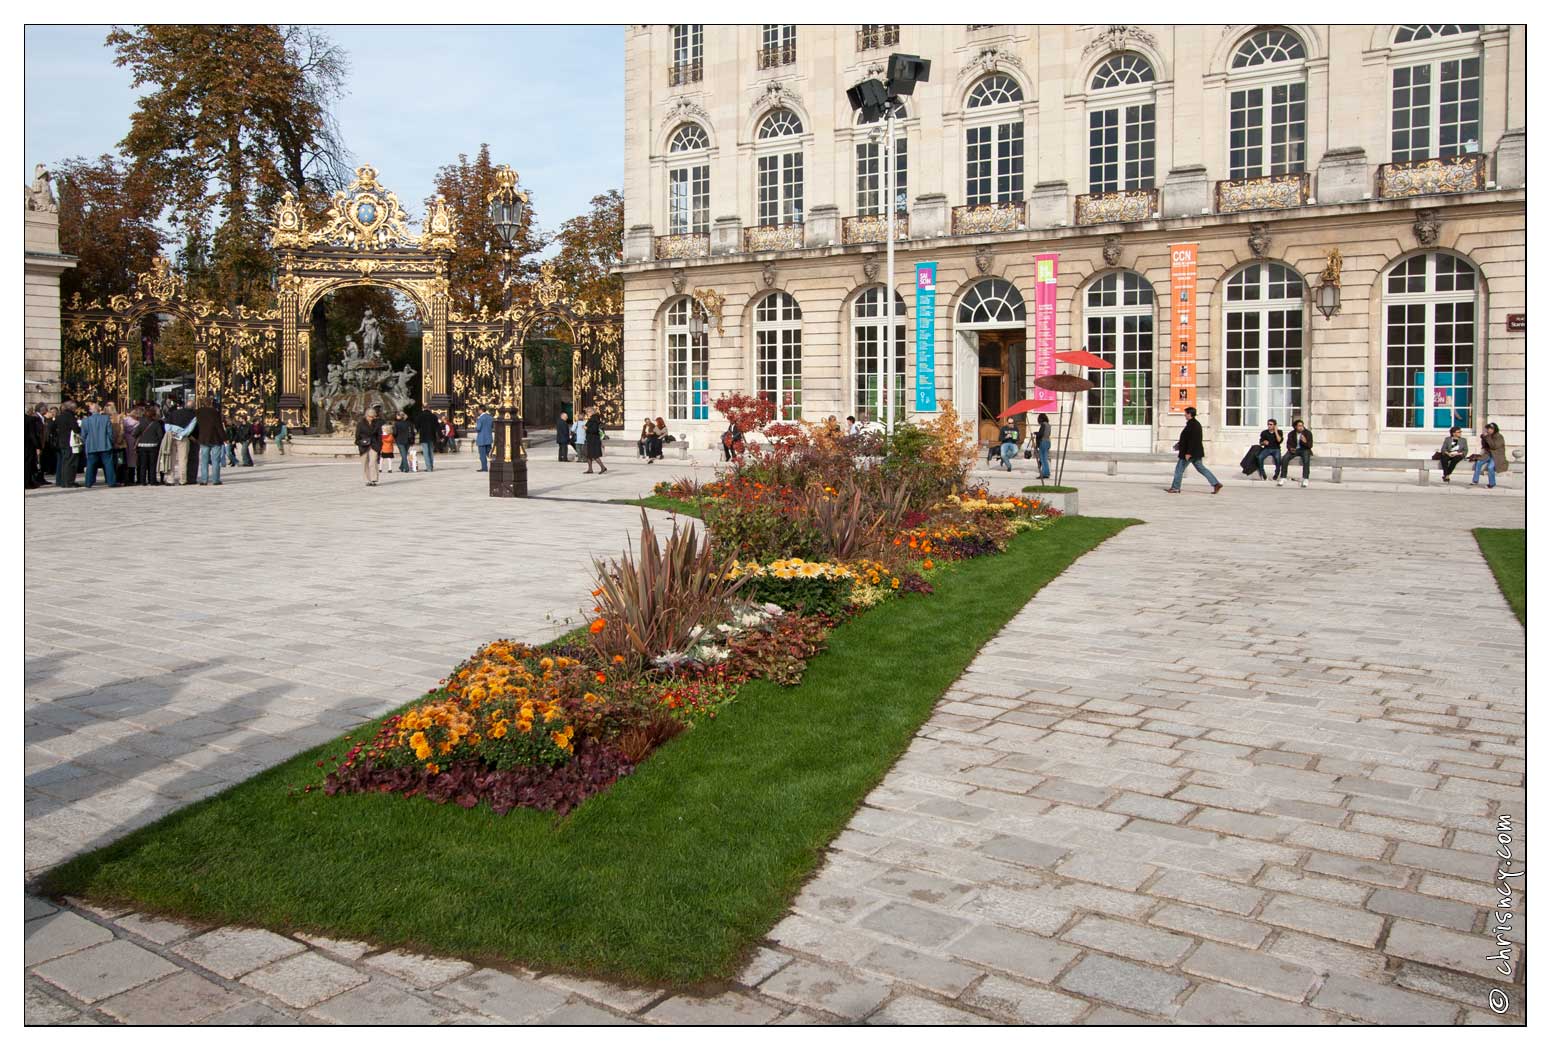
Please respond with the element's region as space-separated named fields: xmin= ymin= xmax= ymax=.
xmin=1168 ymin=243 xmax=1198 ymax=414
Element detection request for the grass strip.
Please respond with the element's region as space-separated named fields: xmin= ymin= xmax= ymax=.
xmin=1023 ymin=485 xmax=1078 ymax=494
xmin=614 ymin=495 xmax=705 ymax=517
xmin=1473 ymin=527 xmax=1525 ymax=625
xmin=42 ymin=516 xmax=1136 ymax=985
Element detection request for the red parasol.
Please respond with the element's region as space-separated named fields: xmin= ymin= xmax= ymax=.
xmin=1057 ymin=349 xmax=1114 ymax=370
xmin=1034 ymin=373 xmax=1096 ymax=393
xmin=997 ymin=398 xmax=1046 ymax=418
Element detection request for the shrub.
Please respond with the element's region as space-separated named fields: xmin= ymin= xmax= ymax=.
xmin=725 ymin=613 xmax=834 ymax=686
xmin=807 ymin=480 xmax=883 ymax=561
xmin=730 ymin=558 xmax=856 ymax=617
xmin=591 ymin=511 xmax=744 ymax=668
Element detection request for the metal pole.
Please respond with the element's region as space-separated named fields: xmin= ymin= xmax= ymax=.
xmin=883 ymin=102 xmax=896 ymax=433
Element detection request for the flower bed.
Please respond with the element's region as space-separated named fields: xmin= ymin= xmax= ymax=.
xmin=315 ymin=403 xmax=1060 ymax=816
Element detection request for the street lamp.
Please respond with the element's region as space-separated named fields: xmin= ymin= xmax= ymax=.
xmin=847 ymin=53 xmax=930 ymax=434
xmin=1315 ymin=247 xmax=1343 ymax=320
xmin=487 ymin=164 xmax=530 ymax=497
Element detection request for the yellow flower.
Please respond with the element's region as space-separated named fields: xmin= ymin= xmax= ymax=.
xmin=425 ymin=762 xmax=440 ymax=774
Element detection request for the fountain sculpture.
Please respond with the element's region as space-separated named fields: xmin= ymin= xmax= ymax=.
xmin=311 ymin=309 xmax=418 ymax=431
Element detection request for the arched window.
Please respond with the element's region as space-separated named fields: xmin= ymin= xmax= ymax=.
xmin=1224 ymin=263 xmax=1304 ymax=428
xmin=665 ymin=297 xmax=709 ymax=421
xmin=957 ymin=278 xmax=1026 ymax=325
xmin=1084 ymin=273 xmax=1155 ymax=434
xmin=855 ymin=100 xmax=908 ymax=218
xmin=755 ymin=292 xmax=803 ymax=421
xmin=667 ymin=124 xmax=710 ymax=235
xmin=1087 ymin=54 xmax=1157 ymax=193
xmin=851 ymin=287 xmax=907 ymax=421
xmin=1227 ymin=28 xmax=1307 ymax=180
xmin=755 ymin=109 xmax=804 ymax=226
xmin=964 ymin=75 xmax=1024 ymax=206
xmin=1384 ymin=253 xmax=1478 ymax=429
xmin=1390 ymin=26 xmax=1482 ymax=162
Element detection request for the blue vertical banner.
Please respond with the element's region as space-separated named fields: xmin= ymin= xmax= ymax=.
xmin=914 ymin=262 xmax=938 ymax=412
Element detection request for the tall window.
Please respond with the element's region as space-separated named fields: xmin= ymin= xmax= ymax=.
xmin=670 ymin=24 xmax=703 ymax=84
xmin=1384 ymin=253 xmax=1477 ymax=429
xmin=665 ymin=297 xmax=709 ymax=422
xmin=852 ymin=287 xmax=907 ymax=421
xmin=1224 ymin=263 xmax=1304 ymax=428
xmin=667 ymin=124 xmax=710 ymax=235
xmin=759 ymin=24 xmax=797 ymax=68
xmin=1227 ymin=29 xmax=1307 ymax=180
xmin=756 ymin=109 xmax=804 ymax=226
xmin=1084 ymin=273 xmax=1155 ymax=427
xmin=1087 ymin=54 xmax=1156 ymax=193
xmin=1391 ymin=27 xmax=1482 ymax=162
xmin=856 ymin=102 xmax=907 ymax=216
xmin=755 ymin=292 xmax=803 ymax=421
xmin=965 ymin=74 xmax=1025 ymax=205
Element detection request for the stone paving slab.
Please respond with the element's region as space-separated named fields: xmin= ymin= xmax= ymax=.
xmin=24 ymin=465 xmax=1526 ymax=1024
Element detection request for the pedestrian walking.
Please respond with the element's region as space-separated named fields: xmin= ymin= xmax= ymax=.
xmin=135 ymin=406 xmax=165 ymax=486
xmin=356 ymin=407 xmax=383 ymax=486
xmin=475 ymin=405 xmax=494 ymax=471
xmin=1165 ymin=406 xmax=1222 ymax=494
xmin=570 ymin=413 xmax=585 ymax=460
xmin=1436 ymin=426 xmax=1469 ymax=482
xmin=24 ymin=403 xmax=47 ymax=488
xmin=164 ymin=398 xmax=197 ymax=484
xmin=195 ymin=396 xmax=226 ymax=485
xmin=392 ymin=411 xmax=415 ymax=472
xmin=107 ymin=402 xmax=129 ymax=485
xmin=53 ymin=400 xmax=80 ymax=487
xmin=236 ymin=415 xmax=255 ymax=466
xmin=1470 ymin=422 xmax=1507 ymax=488
xmin=583 ymin=406 xmax=608 ymax=475
xmin=1276 ymin=419 xmax=1315 ymax=488
xmin=80 ymin=402 xmax=117 ymax=488
xmin=556 ymin=411 xmax=572 ymax=462
xmin=120 ymin=404 xmax=140 ymax=485
xmin=414 ymin=405 xmax=438 ymax=471
xmin=380 ymin=417 xmax=396 ymax=473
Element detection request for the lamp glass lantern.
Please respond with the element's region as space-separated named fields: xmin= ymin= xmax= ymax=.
xmin=1316 ymin=280 xmax=1341 ymax=319
xmin=489 ymin=188 xmax=527 ymax=252
xmin=688 ymin=305 xmax=706 ymax=339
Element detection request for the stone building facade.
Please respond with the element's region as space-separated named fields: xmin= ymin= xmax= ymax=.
xmin=24 ymin=165 xmax=76 ymax=409
xmin=619 ymin=25 xmax=1525 ymax=457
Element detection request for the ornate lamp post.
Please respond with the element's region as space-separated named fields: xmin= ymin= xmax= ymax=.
xmin=488 ymin=164 xmax=530 ymax=497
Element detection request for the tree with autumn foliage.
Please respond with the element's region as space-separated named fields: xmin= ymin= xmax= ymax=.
xmin=54 ymin=154 xmax=166 ymax=303
xmin=432 ymin=145 xmax=544 ymax=315
xmin=547 ymin=189 xmax=623 ymax=312
xmin=109 ymin=24 xmax=350 ymax=306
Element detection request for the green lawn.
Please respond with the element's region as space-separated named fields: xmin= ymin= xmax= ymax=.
xmin=614 ymin=494 xmax=705 ymax=517
xmin=1023 ymin=485 xmax=1079 ymax=495
xmin=1474 ymin=528 xmax=1525 ymax=625
xmin=41 ymin=516 xmax=1136 ymax=986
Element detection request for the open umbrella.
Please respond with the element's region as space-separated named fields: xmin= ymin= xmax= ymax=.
xmin=997 ymin=397 xmax=1045 ymax=419
xmin=1034 ymin=373 xmax=1096 ymax=487
xmin=1056 ymin=349 xmax=1114 ymax=370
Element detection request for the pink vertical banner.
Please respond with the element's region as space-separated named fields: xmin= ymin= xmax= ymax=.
xmin=1033 ymin=252 xmax=1059 ymax=410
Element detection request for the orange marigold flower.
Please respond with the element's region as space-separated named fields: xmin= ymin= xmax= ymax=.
xmin=595 ymin=671 xmax=607 ymax=683
xmin=923 ymin=559 xmax=934 ymax=570
xmin=611 ymin=654 xmax=625 ymax=665
xmin=425 ymin=762 xmax=440 ymax=774
xmin=589 ymin=618 xmax=606 ymax=634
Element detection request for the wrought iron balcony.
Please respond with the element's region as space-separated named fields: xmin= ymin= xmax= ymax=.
xmin=668 ymin=59 xmax=702 ymax=87
xmin=654 ymin=232 xmax=710 ymax=260
xmin=757 ymin=44 xmax=796 ymax=70
xmin=1377 ymin=154 xmax=1487 ymax=199
xmin=952 ymin=201 xmax=1025 ymax=235
xmin=1215 ymin=172 xmax=1310 ymax=214
xmin=857 ymin=25 xmax=899 ymax=51
xmin=842 ymin=213 xmax=909 ymax=244
xmin=1075 ymin=188 xmax=1160 ymax=225
xmin=743 ymin=223 xmax=805 ymax=252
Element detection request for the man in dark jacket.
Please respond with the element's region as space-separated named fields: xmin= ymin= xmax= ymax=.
xmin=392 ymin=412 xmax=416 ymax=472
xmin=1256 ymin=419 xmax=1284 ymax=480
xmin=474 ymin=406 xmax=494 ymax=471
xmin=53 ymin=401 xmax=80 ymax=488
xmin=414 ymin=406 xmax=438 ymax=471
xmin=24 ymin=403 xmax=46 ymax=488
xmin=1278 ymin=418 xmax=1315 ymax=488
xmin=195 ymin=397 xmax=226 ymax=485
xmin=555 ymin=411 xmax=571 ymax=462
xmin=164 ymin=398 xmax=198 ymax=484
xmin=1165 ymin=406 xmax=1222 ymax=494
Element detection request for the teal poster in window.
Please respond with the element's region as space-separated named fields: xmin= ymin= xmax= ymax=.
xmin=693 ymin=380 xmax=708 ymax=420
xmin=915 ymin=263 xmax=937 ymax=412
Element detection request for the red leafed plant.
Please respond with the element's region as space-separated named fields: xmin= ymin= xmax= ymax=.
xmin=714 ymin=390 xmax=777 ymax=435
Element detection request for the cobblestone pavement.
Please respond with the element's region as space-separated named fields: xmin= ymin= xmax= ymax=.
xmin=25 ymin=453 xmax=1525 ymax=1024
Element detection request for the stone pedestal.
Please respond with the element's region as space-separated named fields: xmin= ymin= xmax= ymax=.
xmin=624 ymin=224 xmax=654 ymax=264
xmin=1316 ymin=147 xmax=1369 ymax=203
xmin=1162 ymin=166 xmax=1210 ymax=218
xmin=805 ymin=205 xmax=839 ymax=248
xmin=712 ymin=216 xmax=742 ymax=255
xmin=1029 ymin=182 xmax=1069 ymax=227
xmin=1495 ymin=129 xmax=1525 ymax=189
xmin=911 ymin=193 xmax=949 ymax=239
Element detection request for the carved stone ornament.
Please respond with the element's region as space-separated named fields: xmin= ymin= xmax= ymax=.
xmin=670 ymin=268 xmax=687 ymax=295
xmin=749 ymin=82 xmax=803 ymax=122
xmin=1413 ymin=208 xmax=1442 ymax=246
xmin=862 ymin=252 xmax=880 ymax=282
xmin=1102 ymin=235 xmax=1122 ymax=267
xmin=762 ymin=262 xmax=777 ymax=288
xmin=1082 ymin=25 xmax=1160 ymax=58
xmin=957 ymin=46 xmax=1028 ymax=86
xmin=1248 ymin=222 xmax=1271 ymax=258
xmin=658 ymin=98 xmax=713 ymax=148
xmin=974 ymin=246 xmax=993 ymax=275
xmin=691 ymin=287 xmax=726 ymax=335
xmin=27 ymin=163 xmax=57 ymax=212
xmin=1320 ymin=247 xmax=1344 ymax=289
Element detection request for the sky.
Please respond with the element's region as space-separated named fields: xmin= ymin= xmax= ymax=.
xmin=22 ymin=25 xmax=625 ymax=245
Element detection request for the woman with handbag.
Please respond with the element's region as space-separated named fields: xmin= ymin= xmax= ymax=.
xmin=355 ymin=406 xmax=383 ymax=486
xmin=582 ymin=407 xmax=608 ymax=475
xmin=1436 ymin=426 xmax=1469 ymax=482
xmin=1470 ymin=422 xmax=1507 ymax=488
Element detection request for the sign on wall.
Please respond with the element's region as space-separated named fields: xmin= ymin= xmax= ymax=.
xmin=1168 ymin=243 xmax=1199 ymax=414
xmin=914 ymin=263 xmax=937 ymax=412
xmin=1033 ymin=253 xmax=1058 ymax=411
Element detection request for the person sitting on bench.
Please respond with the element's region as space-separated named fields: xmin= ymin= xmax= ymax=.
xmin=1277 ymin=419 xmax=1314 ymax=488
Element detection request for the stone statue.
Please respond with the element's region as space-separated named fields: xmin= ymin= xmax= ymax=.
xmin=387 ymin=364 xmax=417 ymax=405
xmin=355 ymin=307 xmax=384 ymax=359
xmin=27 ymin=163 xmax=57 ymax=213
xmin=341 ymin=336 xmax=363 ymax=365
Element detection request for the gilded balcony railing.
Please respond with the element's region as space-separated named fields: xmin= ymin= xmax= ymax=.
xmin=857 ymin=25 xmax=899 ymax=50
xmin=842 ymin=213 xmax=909 ymax=244
xmin=951 ymin=202 xmax=1024 ymax=235
xmin=757 ymin=45 xmax=796 ymax=70
xmin=654 ymin=233 xmax=710 ymax=260
xmin=743 ymin=223 xmax=805 ymax=252
xmin=1215 ymin=172 xmax=1310 ymax=214
xmin=668 ymin=59 xmax=702 ymax=87
xmin=1075 ymin=188 xmax=1160 ymax=225
xmin=1377 ymin=154 xmax=1487 ymax=199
